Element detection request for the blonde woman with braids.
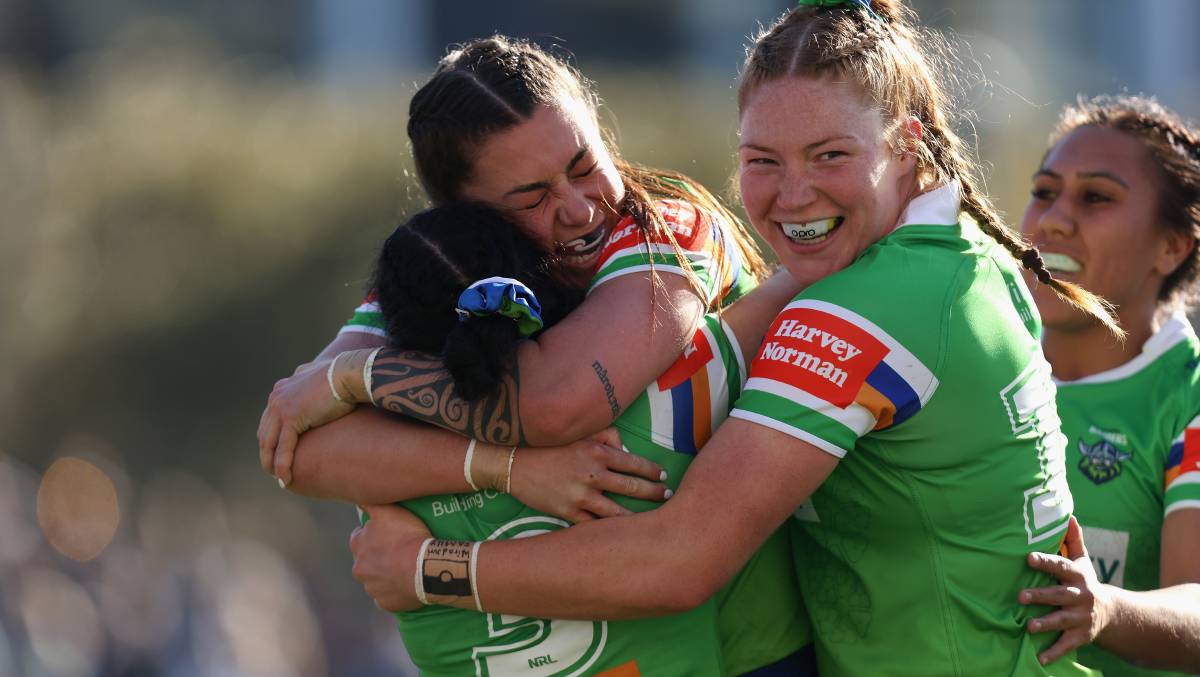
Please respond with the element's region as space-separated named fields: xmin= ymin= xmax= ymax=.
xmin=312 ymin=2 xmax=1125 ymax=675
xmin=1016 ymin=96 xmax=1200 ymax=675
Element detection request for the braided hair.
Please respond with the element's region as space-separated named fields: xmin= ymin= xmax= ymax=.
xmin=1050 ymin=95 xmax=1200 ymax=309
xmin=371 ymin=203 xmax=583 ymax=401
xmin=737 ymin=0 xmax=1121 ymax=334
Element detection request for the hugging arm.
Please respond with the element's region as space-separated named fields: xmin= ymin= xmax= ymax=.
xmin=350 ymin=419 xmax=838 ymax=618
xmin=1022 ymin=509 xmax=1200 ymax=671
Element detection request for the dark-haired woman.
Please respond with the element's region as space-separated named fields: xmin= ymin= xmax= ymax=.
xmin=258 ymin=35 xmax=811 ymax=675
xmin=1015 ymin=96 xmax=1200 ymax=676
xmin=322 ymin=2 xmax=1119 ymax=675
xmin=321 ymin=201 xmax=805 ymax=676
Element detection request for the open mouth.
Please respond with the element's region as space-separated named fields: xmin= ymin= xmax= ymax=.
xmin=781 ymin=217 xmax=844 ymax=245
xmin=560 ymin=225 xmax=608 ymax=259
xmin=1041 ymin=252 xmax=1082 ymax=273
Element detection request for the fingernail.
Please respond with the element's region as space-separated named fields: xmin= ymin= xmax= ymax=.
xmin=277 ymin=477 xmax=287 ymax=489
xmin=659 ymin=470 xmax=668 ymax=481
xmin=664 ymin=489 xmax=674 ymax=499
xmin=1030 ymin=620 xmax=1039 ymax=631
xmin=1020 ymin=591 xmax=1031 ymax=603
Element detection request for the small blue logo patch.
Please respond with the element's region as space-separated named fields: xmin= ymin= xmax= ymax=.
xmin=1078 ymin=438 xmax=1132 ymax=485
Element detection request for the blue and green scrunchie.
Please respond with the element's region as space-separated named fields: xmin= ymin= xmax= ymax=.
xmin=455 ymin=277 xmax=544 ymax=338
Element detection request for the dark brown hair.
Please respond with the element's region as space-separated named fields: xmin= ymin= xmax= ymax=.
xmin=407 ymin=35 xmax=770 ymax=301
xmin=1050 ymin=95 xmax=1200 ymax=309
xmin=737 ymin=0 xmax=1121 ymax=334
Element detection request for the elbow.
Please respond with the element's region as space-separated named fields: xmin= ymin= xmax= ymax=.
xmin=632 ymin=556 xmax=725 ymax=616
xmin=521 ymin=388 xmax=599 ymax=445
xmin=658 ymin=575 xmax=719 ymax=615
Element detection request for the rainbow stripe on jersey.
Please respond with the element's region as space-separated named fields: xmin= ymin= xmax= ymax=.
xmin=639 ymin=319 xmax=747 ymax=455
xmin=1166 ymin=413 xmax=1200 ymax=517
xmin=589 ymin=199 xmax=742 ymax=308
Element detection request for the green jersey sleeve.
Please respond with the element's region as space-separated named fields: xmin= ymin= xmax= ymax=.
xmin=338 ymin=293 xmax=387 ymax=337
xmin=1165 ymin=412 xmax=1200 ymax=517
xmin=731 ymin=298 xmax=939 ymax=457
xmin=590 ymin=199 xmax=746 ymax=308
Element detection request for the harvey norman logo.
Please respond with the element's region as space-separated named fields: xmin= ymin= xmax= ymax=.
xmin=754 ymin=308 xmax=888 ymax=407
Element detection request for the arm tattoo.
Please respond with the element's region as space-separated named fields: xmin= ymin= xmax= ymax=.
xmin=591 ymin=360 xmax=621 ymax=420
xmin=370 ymin=349 xmax=524 ymax=445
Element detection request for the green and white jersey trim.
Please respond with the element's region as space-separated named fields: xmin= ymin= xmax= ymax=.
xmin=1054 ymin=312 xmax=1192 ymax=386
xmin=338 ymin=298 xmax=387 ymax=337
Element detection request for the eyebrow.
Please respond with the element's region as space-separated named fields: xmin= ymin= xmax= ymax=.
xmin=738 ymin=135 xmax=855 ymax=154
xmin=1033 ymin=168 xmax=1130 ymax=189
xmin=504 ymin=146 xmax=591 ymax=196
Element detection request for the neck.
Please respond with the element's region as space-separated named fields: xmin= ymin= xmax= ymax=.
xmin=1042 ymin=303 xmax=1160 ymax=381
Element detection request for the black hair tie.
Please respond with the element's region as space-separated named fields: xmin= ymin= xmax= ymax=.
xmin=1021 ymin=249 xmax=1052 ymax=284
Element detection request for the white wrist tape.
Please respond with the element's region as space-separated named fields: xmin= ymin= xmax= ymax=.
xmin=363 ymin=346 xmax=382 ymax=405
xmin=326 ymin=353 xmax=344 ymax=402
xmin=463 ymin=439 xmax=481 ymax=492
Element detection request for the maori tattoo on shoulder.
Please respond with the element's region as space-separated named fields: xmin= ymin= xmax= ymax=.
xmin=370 ymin=349 xmax=524 ymax=445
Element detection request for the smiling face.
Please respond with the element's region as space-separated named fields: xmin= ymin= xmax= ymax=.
xmin=738 ymin=76 xmax=920 ymax=286
xmin=459 ymin=100 xmax=625 ymax=286
xmin=1020 ymin=125 xmax=1185 ymax=331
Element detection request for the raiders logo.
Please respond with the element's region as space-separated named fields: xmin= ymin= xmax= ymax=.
xmin=1077 ymin=437 xmax=1132 ymax=485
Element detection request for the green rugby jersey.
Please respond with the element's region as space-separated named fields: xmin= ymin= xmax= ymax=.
xmin=731 ymin=182 xmax=1095 ymax=677
xmin=1054 ymin=312 xmax=1200 ymax=677
xmin=344 ymin=199 xmax=807 ymax=676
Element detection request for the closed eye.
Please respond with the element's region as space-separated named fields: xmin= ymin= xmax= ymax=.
xmin=518 ymin=193 xmax=548 ymax=210
xmin=572 ymin=162 xmax=598 ymax=179
xmin=1030 ymin=187 xmax=1056 ymax=201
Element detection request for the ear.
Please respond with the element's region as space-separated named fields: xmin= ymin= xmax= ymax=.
xmin=892 ymin=116 xmax=924 ymax=167
xmin=1155 ymin=227 xmax=1195 ymax=277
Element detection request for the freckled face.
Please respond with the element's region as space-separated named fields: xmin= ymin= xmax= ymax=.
xmin=1020 ymin=125 xmax=1176 ymax=331
xmin=460 ymin=100 xmax=625 ymax=284
xmin=738 ymin=76 xmax=918 ymax=286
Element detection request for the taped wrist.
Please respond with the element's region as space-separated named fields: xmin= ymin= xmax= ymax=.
xmin=470 ymin=443 xmax=517 ymax=493
xmin=332 ymin=348 xmax=375 ymax=403
xmin=415 ymin=538 xmax=483 ymax=611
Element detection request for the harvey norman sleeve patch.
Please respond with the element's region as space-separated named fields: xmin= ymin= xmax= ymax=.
xmin=733 ymin=299 xmax=940 ymax=456
xmin=752 ymin=306 xmax=888 ymax=407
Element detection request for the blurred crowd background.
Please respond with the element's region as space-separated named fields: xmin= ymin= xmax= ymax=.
xmin=1 ymin=1 xmax=1197 ymax=675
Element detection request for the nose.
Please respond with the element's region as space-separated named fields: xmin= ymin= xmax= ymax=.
xmin=1036 ymin=199 xmax=1076 ymax=241
xmin=774 ymin=166 xmax=818 ymax=212
xmin=556 ymin=182 xmax=596 ymax=231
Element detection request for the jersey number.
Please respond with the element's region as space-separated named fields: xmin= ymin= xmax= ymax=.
xmin=1000 ymin=358 xmax=1073 ymax=544
xmin=472 ymin=517 xmax=608 ymax=676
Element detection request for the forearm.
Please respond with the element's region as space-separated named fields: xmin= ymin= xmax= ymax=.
xmin=1096 ymin=583 xmax=1200 ymax=672
xmin=289 ymin=407 xmax=477 ymax=504
xmin=474 ymin=502 xmax=736 ymax=619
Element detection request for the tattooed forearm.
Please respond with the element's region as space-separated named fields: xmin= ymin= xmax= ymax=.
xmin=591 ymin=360 xmax=621 ymax=420
xmin=369 ymin=349 xmax=524 ymax=445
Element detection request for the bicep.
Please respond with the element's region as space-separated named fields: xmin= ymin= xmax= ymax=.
xmin=517 ymin=271 xmax=707 ymax=445
xmin=1160 ymin=508 xmax=1200 ymax=586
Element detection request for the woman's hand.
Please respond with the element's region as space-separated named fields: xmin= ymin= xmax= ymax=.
xmin=509 ymin=429 xmax=670 ymax=523
xmin=1020 ymin=516 xmax=1113 ymax=665
xmin=258 ymin=357 xmax=355 ymax=486
xmin=350 ymin=504 xmax=431 ymax=612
